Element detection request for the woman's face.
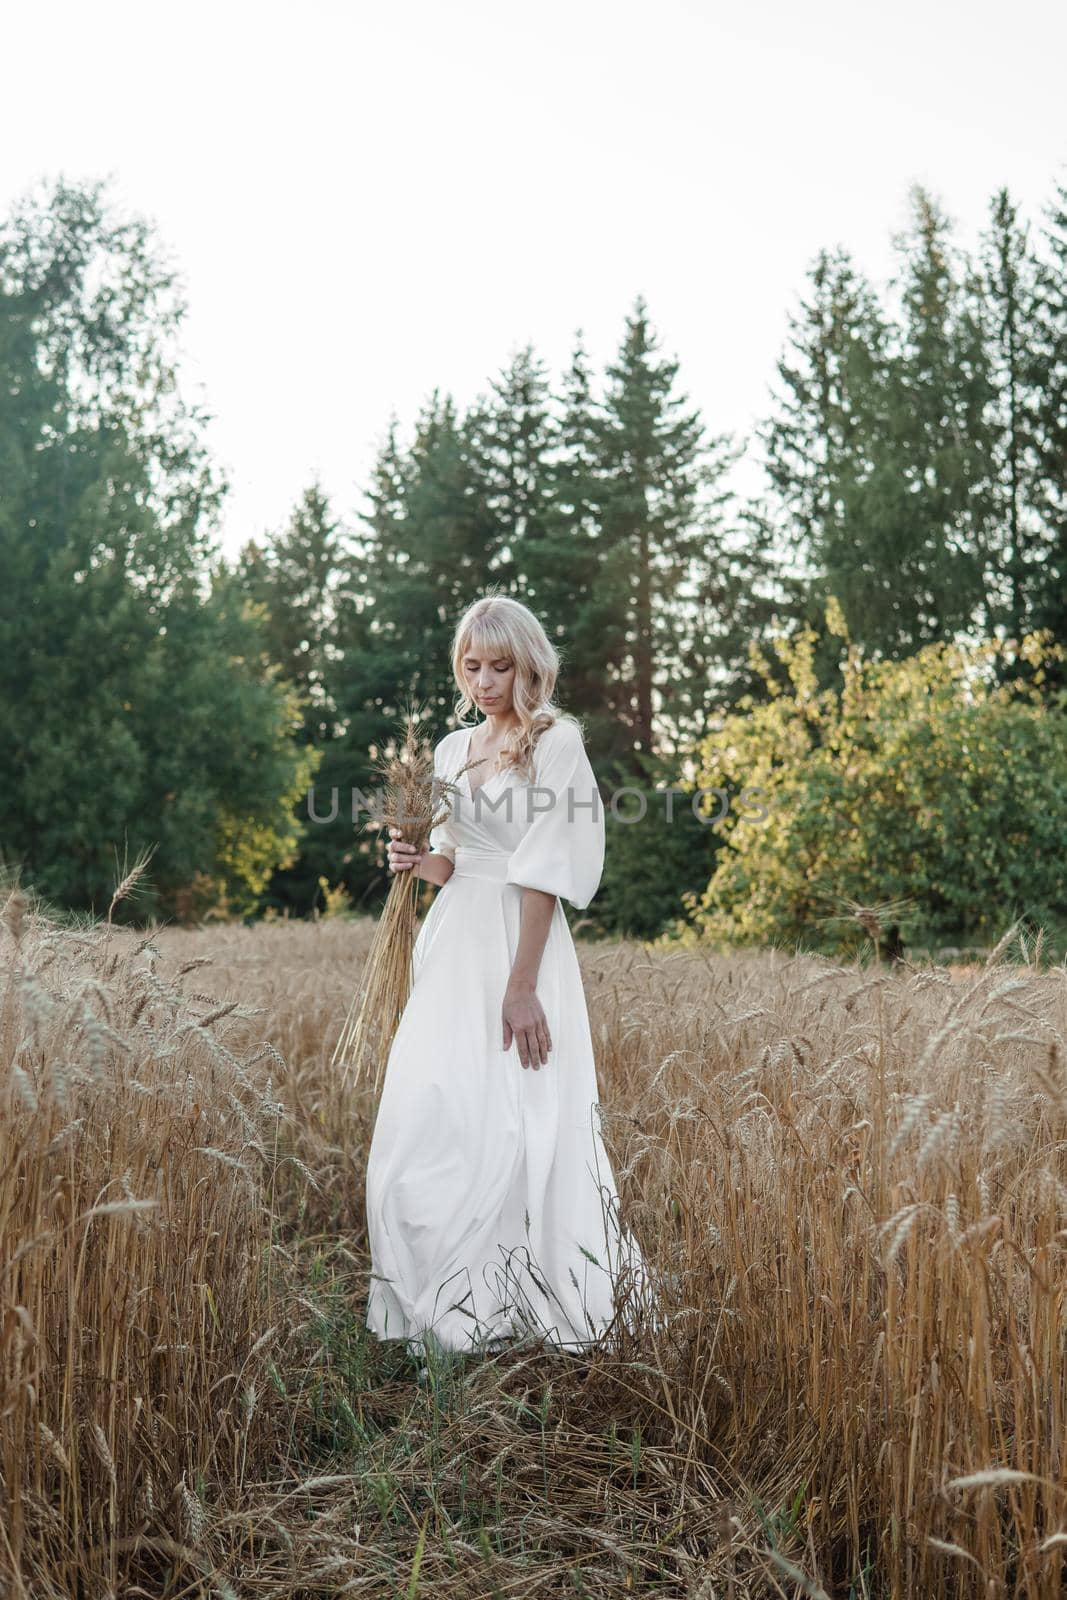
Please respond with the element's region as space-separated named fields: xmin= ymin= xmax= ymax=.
xmin=462 ymin=647 xmax=516 ymax=713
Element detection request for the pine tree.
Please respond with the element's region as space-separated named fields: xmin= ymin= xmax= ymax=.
xmin=763 ymin=193 xmax=1006 ymax=660
xmin=343 ymin=394 xmax=500 ymax=733
xmin=304 ymin=395 xmax=503 ymax=910
xmin=972 ymin=185 xmax=1058 ymax=684
xmin=589 ymin=297 xmax=750 ymax=768
xmin=234 ymin=481 xmax=342 ymax=745
xmin=464 ymin=345 xmax=558 ymax=592
xmin=537 ymin=334 xmax=617 ymax=740
xmin=760 ymin=244 xmax=898 ymax=657
xmin=886 ymin=186 xmax=999 ymax=645
xmin=1032 ymin=175 xmax=1067 ymax=664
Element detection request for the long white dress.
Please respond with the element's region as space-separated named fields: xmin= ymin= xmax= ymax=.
xmin=365 ymin=714 xmax=644 ymax=1355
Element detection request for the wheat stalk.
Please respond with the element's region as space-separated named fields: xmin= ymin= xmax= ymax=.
xmin=332 ymin=703 xmax=480 ymax=1099
xmin=815 ymin=893 xmax=916 ymax=964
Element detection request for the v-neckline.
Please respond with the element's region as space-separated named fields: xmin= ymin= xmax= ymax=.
xmin=463 ymin=727 xmax=507 ymax=801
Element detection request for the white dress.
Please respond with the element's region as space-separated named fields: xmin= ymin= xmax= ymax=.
xmin=365 ymin=714 xmax=644 ymax=1355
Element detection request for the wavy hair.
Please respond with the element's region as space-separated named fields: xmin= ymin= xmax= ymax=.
xmin=450 ymin=594 xmax=580 ymax=781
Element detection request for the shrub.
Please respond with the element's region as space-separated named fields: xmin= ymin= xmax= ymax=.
xmin=670 ymin=601 xmax=1067 ymax=955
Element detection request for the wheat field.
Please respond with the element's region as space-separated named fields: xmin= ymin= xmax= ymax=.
xmin=2 ymin=883 xmax=1066 ymax=1599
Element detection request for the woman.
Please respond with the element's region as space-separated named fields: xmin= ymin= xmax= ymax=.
xmin=364 ymin=595 xmax=644 ymax=1357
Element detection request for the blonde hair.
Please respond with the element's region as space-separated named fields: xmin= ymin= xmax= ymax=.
xmin=450 ymin=593 xmax=579 ymax=781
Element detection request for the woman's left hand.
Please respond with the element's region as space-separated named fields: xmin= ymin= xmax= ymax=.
xmin=502 ymin=981 xmax=552 ymax=1070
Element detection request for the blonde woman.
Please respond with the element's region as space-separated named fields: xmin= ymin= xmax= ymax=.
xmin=365 ymin=595 xmax=645 ymax=1357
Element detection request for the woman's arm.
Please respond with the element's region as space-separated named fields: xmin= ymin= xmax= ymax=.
xmin=502 ymin=886 xmax=556 ymax=1071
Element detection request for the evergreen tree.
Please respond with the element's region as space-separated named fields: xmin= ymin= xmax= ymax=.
xmin=978 ymin=190 xmax=1040 ymax=639
xmin=760 ymin=245 xmax=902 ymax=657
xmin=1032 ymin=175 xmax=1067 ymax=667
xmin=226 ymin=483 xmax=350 ymax=915
xmin=464 ymin=345 xmax=558 ymax=591
xmin=536 ymin=334 xmax=618 ymax=739
xmin=763 ymin=192 xmax=1003 ymax=661
xmin=234 ymin=481 xmax=342 ymax=747
xmin=588 ymin=296 xmax=758 ymax=769
xmin=886 ymin=186 xmax=998 ymax=645
xmin=319 ymin=397 xmax=501 ymax=910
xmin=344 ymin=393 xmax=501 ymax=729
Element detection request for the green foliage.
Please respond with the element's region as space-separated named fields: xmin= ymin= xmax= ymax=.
xmin=343 ymin=307 xmax=775 ymax=780
xmin=761 ymin=243 xmax=902 ymax=647
xmin=284 ymin=393 xmax=504 ymax=916
xmin=978 ymin=188 xmax=1047 ymax=649
xmin=595 ymin=749 xmax=720 ymax=941
xmin=228 ymin=485 xmax=352 ymax=915
xmin=563 ymin=299 xmax=777 ymax=768
xmin=243 ymin=311 xmax=776 ymax=922
xmin=10 ymin=168 xmax=1067 ymax=936
xmin=233 ymin=482 xmax=342 ymax=749
xmin=760 ymin=182 xmax=1067 ymax=662
xmin=0 ymin=177 xmax=314 ymax=922
xmin=669 ymin=601 xmax=1067 ymax=954
xmin=887 ymin=188 xmax=999 ymax=644
xmin=1032 ymin=177 xmax=1067 ymax=677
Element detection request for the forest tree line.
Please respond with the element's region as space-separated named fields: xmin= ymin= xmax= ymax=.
xmin=2 ymin=174 xmax=1066 ymax=942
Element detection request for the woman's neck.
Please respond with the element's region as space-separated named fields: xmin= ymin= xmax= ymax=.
xmin=478 ymin=709 xmax=520 ymax=744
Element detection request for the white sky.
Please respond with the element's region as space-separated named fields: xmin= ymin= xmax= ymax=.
xmin=2 ymin=0 xmax=1065 ymax=561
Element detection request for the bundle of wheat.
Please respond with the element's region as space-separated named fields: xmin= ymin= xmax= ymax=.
xmin=817 ymin=893 xmax=917 ymax=966
xmin=331 ymin=705 xmax=478 ymax=1099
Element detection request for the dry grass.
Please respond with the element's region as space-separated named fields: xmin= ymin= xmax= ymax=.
xmin=3 ymin=884 xmax=1067 ymax=1598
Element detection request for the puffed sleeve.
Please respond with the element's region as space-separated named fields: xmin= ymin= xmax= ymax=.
xmin=505 ymin=718 xmax=605 ymax=911
xmin=427 ymin=734 xmax=460 ymax=865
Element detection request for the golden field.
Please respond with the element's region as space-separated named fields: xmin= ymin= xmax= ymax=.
xmin=2 ymin=883 xmax=1066 ymax=1599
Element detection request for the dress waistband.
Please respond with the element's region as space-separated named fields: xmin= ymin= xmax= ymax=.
xmin=452 ymin=847 xmax=511 ymax=883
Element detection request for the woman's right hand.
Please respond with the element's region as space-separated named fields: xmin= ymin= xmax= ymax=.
xmin=387 ymin=826 xmax=426 ymax=875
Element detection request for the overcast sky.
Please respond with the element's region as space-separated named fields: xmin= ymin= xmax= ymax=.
xmin=2 ymin=0 xmax=1065 ymax=560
